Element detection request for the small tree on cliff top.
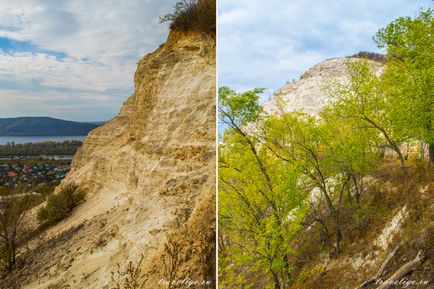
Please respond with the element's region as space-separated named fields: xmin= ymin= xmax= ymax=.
xmin=160 ymin=0 xmax=216 ymax=36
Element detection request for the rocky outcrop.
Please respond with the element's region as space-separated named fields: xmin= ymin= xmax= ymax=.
xmin=264 ymin=57 xmax=383 ymax=115
xmin=14 ymin=30 xmax=215 ymax=289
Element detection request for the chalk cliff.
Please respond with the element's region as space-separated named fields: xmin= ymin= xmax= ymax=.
xmin=14 ymin=30 xmax=215 ymax=289
xmin=264 ymin=58 xmax=382 ymax=115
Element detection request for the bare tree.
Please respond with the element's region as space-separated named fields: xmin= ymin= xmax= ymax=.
xmin=110 ymin=254 xmax=145 ymax=289
xmin=0 ymin=185 xmax=35 ymax=271
xmin=161 ymin=237 xmax=182 ymax=289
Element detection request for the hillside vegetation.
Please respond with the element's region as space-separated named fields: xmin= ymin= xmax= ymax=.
xmin=160 ymin=0 xmax=216 ymax=36
xmin=218 ymin=9 xmax=433 ymax=289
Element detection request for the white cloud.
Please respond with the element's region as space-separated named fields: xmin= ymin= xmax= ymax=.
xmin=219 ymin=0 xmax=432 ymax=92
xmin=0 ymin=88 xmax=121 ymax=121
xmin=0 ymin=0 xmax=176 ymax=121
xmin=0 ymin=52 xmax=132 ymax=92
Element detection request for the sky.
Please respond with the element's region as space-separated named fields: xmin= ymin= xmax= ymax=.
xmin=219 ymin=0 xmax=433 ymax=96
xmin=0 ymin=0 xmax=175 ymax=122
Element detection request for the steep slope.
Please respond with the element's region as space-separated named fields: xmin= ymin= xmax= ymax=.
xmin=263 ymin=58 xmax=382 ymax=115
xmin=0 ymin=117 xmax=98 ymax=136
xmin=6 ymin=30 xmax=215 ymax=289
xmin=262 ymin=58 xmax=434 ymax=288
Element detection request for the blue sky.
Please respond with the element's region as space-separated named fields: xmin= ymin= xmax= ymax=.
xmin=0 ymin=0 xmax=175 ymax=122
xmin=219 ymin=0 xmax=433 ymax=96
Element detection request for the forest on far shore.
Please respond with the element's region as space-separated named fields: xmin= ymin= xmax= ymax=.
xmin=0 ymin=141 xmax=82 ymax=156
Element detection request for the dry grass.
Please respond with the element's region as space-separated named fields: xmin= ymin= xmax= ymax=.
xmin=290 ymin=160 xmax=434 ymax=288
xmin=160 ymin=0 xmax=216 ymax=36
xmin=111 ymin=254 xmax=145 ymax=289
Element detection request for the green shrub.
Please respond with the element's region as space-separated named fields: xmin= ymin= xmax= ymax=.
xmin=160 ymin=0 xmax=216 ymax=36
xmin=37 ymin=184 xmax=85 ymax=226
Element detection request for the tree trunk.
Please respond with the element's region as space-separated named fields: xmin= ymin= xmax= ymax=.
xmin=396 ymin=148 xmax=410 ymax=204
xmin=376 ymin=252 xmax=426 ymax=289
xmin=419 ymin=143 xmax=424 ymax=161
xmin=6 ymin=241 xmax=13 ymax=271
xmin=271 ymin=270 xmax=281 ymax=289
xmin=346 ymin=184 xmax=354 ymax=207
xmin=12 ymin=241 xmax=16 ymax=268
xmin=218 ymin=231 xmax=226 ymax=254
xmin=429 ymin=143 xmax=434 ymax=164
xmin=357 ymin=245 xmax=400 ymax=289
xmin=335 ymin=222 xmax=342 ymax=255
xmin=282 ymin=255 xmax=291 ymax=288
xmin=313 ymin=217 xmax=332 ymax=259
xmin=361 ymin=116 xmax=410 ymax=197
xmin=334 ymin=176 xmax=350 ymax=255
xmin=321 ymin=189 xmax=342 ymax=255
xmin=351 ymin=174 xmax=363 ymax=235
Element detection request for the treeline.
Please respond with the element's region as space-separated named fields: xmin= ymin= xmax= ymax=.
xmin=218 ymin=9 xmax=432 ymax=289
xmin=0 ymin=141 xmax=82 ymax=156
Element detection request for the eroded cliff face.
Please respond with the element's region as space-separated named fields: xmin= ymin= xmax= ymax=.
xmin=17 ymin=31 xmax=215 ymax=289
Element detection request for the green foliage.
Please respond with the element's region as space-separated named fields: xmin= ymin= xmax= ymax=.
xmin=320 ymin=108 xmax=381 ymax=176
xmin=325 ymin=54 xmax=429 ymax=150
xmin=37 ymin=184 xmax=85 ymax=226
xmin=326 ymin=59 xmax=417 ymax=198
xmin=218 ymin=9 xmax=433 ymax=289
xmin=325 ymin=8 xmax=433 ymax=196
xmin=160 ymin=0 xmax=216 ymax=36
xmin=219 ymin=88 xmax=308 ymax=288
xmin=219 ymin=86 xmax=265 ymax=129
xmin=34 ymin=183 xmax=56 ymax=197
xmin=374 ymin=9 xmax=433 ymax=66
xmin=375 ymin=9 xmax=433 ymax=148
xmin=327 ymin=60 xmax=392 ymax=138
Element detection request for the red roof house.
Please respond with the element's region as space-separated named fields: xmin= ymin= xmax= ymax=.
xmin=8 ymin=171 xmax=17 ymax=177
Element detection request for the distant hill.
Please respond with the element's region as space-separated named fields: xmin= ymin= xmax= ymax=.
xmin=0 ymin=117 xmax=99 ymax=136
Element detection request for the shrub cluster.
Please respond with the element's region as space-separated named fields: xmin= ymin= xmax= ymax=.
xmin=160 ymin=0 xmax=216 ymax=36
xmin=351 ymin=51 xmax=386 ymax=63
xmin=37 ymin=184 xmax=85 ymax=226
